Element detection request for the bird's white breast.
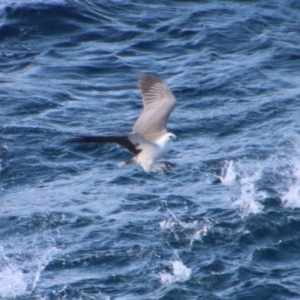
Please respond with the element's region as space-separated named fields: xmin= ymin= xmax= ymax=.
xmin=135 ymin=137 xmax=173 ymax=172
xmin=136 ymin=143 xmax=161 ymax=172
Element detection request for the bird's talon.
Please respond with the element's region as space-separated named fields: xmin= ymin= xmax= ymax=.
xmin=157 ymin=167 xmax=168 ymax=174
xmin=160 ymin=161 xmax=176 ymax=170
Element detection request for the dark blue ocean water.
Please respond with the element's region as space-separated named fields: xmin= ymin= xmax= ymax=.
xmin=1 ymin=0 xmax=300 ymax=299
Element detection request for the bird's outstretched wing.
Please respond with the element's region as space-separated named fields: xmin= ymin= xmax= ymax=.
xmin=72 ymin=133 xmax=154 ymax=155
xmin=132 ymin=74 xmax=176 ymax=142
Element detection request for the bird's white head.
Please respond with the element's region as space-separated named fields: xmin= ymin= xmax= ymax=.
xmin=165 ymin=133 xmax=178 ymax=142
xmin=156 ymin=132 xmax=178 ymax=154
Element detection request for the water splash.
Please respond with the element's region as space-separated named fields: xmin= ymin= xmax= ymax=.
xmin=160 ymin=260 xmax=191 ymax=285
xmin=221 ymin=160 xmax=236 ymax=186
xmin=221 ymin=160 xmax=264 ymax=216
xmin=282 ymin=159 xmax=300 ymax=208
xmin=0 ymin=245 xmax=58 ymax=298
xmin=220 ymin=141 xmax=300 ymax=213
xmin=160 ymin=208 xmax=215 ymax=246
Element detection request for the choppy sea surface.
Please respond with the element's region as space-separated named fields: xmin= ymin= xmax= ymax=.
xmin=1 ymin=0 xmax=300 ymax=299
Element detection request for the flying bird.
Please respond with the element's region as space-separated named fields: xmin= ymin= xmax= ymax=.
xmin=76 ymin=74 xmax=178 ymax=173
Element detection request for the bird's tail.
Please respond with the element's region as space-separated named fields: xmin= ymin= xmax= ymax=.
xmin=118 ymin=158 xmax=136 ymax=168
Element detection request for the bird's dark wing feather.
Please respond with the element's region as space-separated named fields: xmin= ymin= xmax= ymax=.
xmin=72 ymin=135 xmax=141 ymax=155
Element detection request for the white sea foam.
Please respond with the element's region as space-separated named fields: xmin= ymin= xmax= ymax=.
xmin=220 ymin=142 xmax=300 ymax=213
xmin=160 ymin=209 xmax=214 ymax=246
xmin=282 ymin=160 xmax=300 ymax=208
xmin=189 ymin=219 xmax=212 ymax=246
xmin=221 ymin=160 xmax=236 ymax=185
xmin=160 ymin=216 xmax=198 ymax=231
xmin=160 ymin=260 xmax=191 ymax=285
xmin=221 ymin=160 xmax=263 ymax=216
xmin=0 ymin=246 xmax=58 ymax=298
xmin=279 ymin=137 xmax=300 ymax=208
xmin=0 ymin=265 xmax=27 ymax=298
xmin=236 ymin=166 xmax=263 ymax=215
